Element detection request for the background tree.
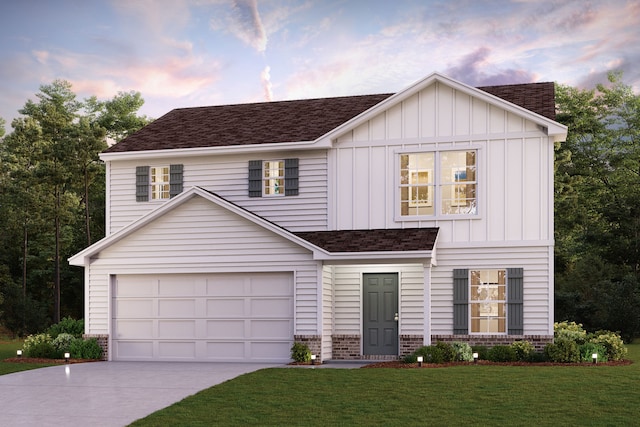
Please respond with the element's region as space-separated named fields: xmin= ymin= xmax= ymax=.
xmin=0 ymin=81 xmax=150 ymax=334
xmin=555 ymin=72 xmax=640 ymax=341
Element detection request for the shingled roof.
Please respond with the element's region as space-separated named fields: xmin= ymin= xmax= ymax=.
xmin=105 ymin=81 xmax=555 ymax=153
xmin=295 ymin=228 xmax=438 ymax=252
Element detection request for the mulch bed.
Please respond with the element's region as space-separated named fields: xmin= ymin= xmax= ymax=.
xmin=362 ymin=359 xmax=633 ymax=368
xmin=3 ymin=357 xmax=100 ymax=364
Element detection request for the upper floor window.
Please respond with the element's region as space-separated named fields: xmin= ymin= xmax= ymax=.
xmin=136 ymin=164 xmax=183 ymax=202
xmin=399 ymin=150 xmax=476 ymax=217
xmin=150 ymin=166 xmax=170 ymax=200
xmin=263 ymin=160 xmax=285 ymax=196
xmin=248 ymin=158 xmax=299 ymax=198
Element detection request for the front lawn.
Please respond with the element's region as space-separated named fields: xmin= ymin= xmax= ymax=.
xmin=0 ymin=338 xmax=57 ymax=375
xmin=131 ymin=344 xmax=640 ymax=426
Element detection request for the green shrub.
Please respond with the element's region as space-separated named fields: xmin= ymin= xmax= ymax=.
xmin=544 ymin=339 xmax=580 ymax=363
xmin=451 ymin=342 xmax=473 ymax=362
xmin=579 ymin=342 xmax=608 ymax=363
xmin=511 ymin=340 xmax=535 ymax=361
xmin=554 ymin=321 xmax=587 ymax=344
xmin=488 ymin=345 xmax=517 ymax=362
xmin=435 ymin=342 xmax=456 ymax=362
xmin=68 ymin=338 xmax=103 ymax=360
xmin=590 ymin=330 xmax=627 ymax=361
xmin=47 ymin=317 xmax=84 ymax=339
xmin=52 ymin=333 xmax=75 ymax=352
xmin=472 ymin=345 xmax=490 ymax=360
xmin=290 ymin=342 xmax=311 ymax=363
xmin=23 ymin=333 xmax=61 ymax=359
xmin=526 ymin=351 xmax=547 ymax=363
xmin=414 ymin=345 xmax=446 ymax=363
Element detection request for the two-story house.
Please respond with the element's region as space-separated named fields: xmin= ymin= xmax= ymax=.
xmin=69 ymin=72 xmax=567 ymax=362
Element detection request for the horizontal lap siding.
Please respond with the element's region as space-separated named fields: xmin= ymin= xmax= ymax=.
xmin=107 ymin=151 xmax=328 ymax=234
xmin=89 ymin=197 xmax=320 ymax=336
xmin=430 ymin=245 xmax=551 ymax=335
xmin=332 ymin=264 xmax=425 ymax=336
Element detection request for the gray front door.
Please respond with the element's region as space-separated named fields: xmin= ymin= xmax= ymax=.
xmin=363 ymin=273 xmax=398 ymax=355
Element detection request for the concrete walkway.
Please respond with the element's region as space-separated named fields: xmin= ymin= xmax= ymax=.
xmin=0 ymin=361 xmax=277 ymax=426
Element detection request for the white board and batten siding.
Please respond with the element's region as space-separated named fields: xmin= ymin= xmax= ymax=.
xmin=330 ymin=81 xmax=554 ymax=246
xmin=85 ymin=196 xmax=322 ymax=361
xmin=106 ymin=150 xmax=328 ymax=235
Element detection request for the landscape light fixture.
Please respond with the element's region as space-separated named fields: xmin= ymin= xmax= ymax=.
xmin=16 ymin=349 xmax=22 ymax=358
xmin=310 ymin=354 xmax=317 ymax=365
xmin=64 ymin=352 xmax=70 ymax=363
xmin=417 ymin=356 xmax=423 ymax=367
xmin=592 ymin=353 xmax=598 ymax=364
xmin=473 ymin=352 xmax=479 ymax=364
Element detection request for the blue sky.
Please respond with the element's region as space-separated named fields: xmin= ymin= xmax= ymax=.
xmin=1 ymin=0 xmax=638 ymax=131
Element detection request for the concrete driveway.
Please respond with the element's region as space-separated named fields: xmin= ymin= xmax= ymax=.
xmin=0 ymin=361 xmax=277 ymax=426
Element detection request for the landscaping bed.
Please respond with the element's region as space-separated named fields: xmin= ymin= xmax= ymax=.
xmin=363 ymin=359 xmax=632 ymax=368
xmin=3 ymin=356 xmax=100 ymax=364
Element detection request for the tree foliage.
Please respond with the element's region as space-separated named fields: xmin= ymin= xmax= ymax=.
xmin=0 ymin=81 xmax=149 ymax=334
xmin=555 ymin=72 xmax=640 ymax=341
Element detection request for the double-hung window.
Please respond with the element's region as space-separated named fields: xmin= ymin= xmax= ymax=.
xmin=470 ymin=269 xmax=506 ymax=333
xmin=150 ymin=166 xmax=170 ymax=200
xmin=248 ymin=158 xmax=299 ymax=197
xmin=263 ymin=160 xmax=285 ymax=196
xmin=399 ymin=150 xmax=477 ymax=217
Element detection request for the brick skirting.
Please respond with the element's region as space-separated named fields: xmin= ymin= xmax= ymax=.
xmin=400 ymin=335 xmax=424 ymax=356
xmin=83 ymin=334 xmax=109 ymax=361
xmin=293 ymin=335 xmax=322 ymax=361
xmin=331 ymin=334 xmax=361 ymax=359
xmin=431 ymin=335 xmax=553 ymax=352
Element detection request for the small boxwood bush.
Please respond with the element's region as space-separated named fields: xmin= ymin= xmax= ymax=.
xmin=68 ymin=338 xmax=103 ymax=360
xmin=435 ymin=342 xmax=456 ymax=362
xmin=472 ymin=345 xmax=490 ymax=361
xmin=414 ymin=345 xmax=446 ymax=363
xmin=290 ymin=342 xmax=311 ymax=363
xmin=545 ymin=339 xmax=581 ymax=363
xmin=488 ymin=345 xmax=517 ymax=362
xmin=511 ymin=340 xmax=535 ymax=361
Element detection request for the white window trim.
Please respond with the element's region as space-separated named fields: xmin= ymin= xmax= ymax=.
xmin=150 ymin=165 xmax=170 ymax=201
xmin=395 ymin=147 xmax=482 ymax=221
xmin=469 ymin=268 xmax=508 ymax=335
xmin=263 ymin=160 xmax=285 ymax=197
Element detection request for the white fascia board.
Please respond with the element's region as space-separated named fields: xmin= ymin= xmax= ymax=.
xmin=313 ymin=250 xmax=433 ymax=261
xmin=99 ymin=139 xmax=331 ymax=162
xmin=68 ymin=186 xmax=331 ymax=265
xmin=320 ymin=72 xmax=567 ymax=144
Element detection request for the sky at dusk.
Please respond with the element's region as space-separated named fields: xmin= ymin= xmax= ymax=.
xmin=0 ymin=0 xmax=638 ymax=132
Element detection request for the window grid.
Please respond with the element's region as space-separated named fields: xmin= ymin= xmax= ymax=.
xmin=470 ymin=269 xmax=507 ymax=334
xmin=150 ymin=166 xmax=170 ymax=200
xmin=263 ymin=160 xmax=285 ymax=196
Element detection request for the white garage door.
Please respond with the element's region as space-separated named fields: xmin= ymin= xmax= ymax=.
xmin=112 ymin=273 xmax=294 ymax=362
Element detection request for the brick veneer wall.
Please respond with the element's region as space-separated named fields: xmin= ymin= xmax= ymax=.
xmin=293 ymin=335 xmax=322 ymax=361
xmin=432 ymin=335 xmax=553 ymax=352
xmin=400 ymin=335 xmax=424 ymax=356
xmin=331 ymin=334 xmax=361 ymax=359
xmin=83 ymin=334 xmax=109 ymax=361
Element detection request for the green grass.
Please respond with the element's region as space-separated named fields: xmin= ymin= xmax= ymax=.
xmin=131 ymin=344 xmax=640 ymax=427
xmin=0 ymin=337 xmax=57 ymax=375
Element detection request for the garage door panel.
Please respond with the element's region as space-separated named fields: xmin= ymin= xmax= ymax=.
xmin=158 ymin=299 xmax=196 ymax=317
xmin=116 ymin=299 xmax=154 ymax=317
xmin=207 ymin=342 xmax=246 ymax=359
xmin=158 ymin=320 xmax=196 ymax=338
xmin=115 ymin=320 xmax=153 ymax=339
xmin=158 ymin=341 xmax=196 ymax=358
xmin=207 ymin=298 xmax=245 ymax=317
xmin=207 ymin=320 xmax=245 ymax=338
xmin=250 ymin=320 xmax=293 ymax=339
xmin=250 ymin=298 xmax=293 ymax=317
xmin=113 ymin=273 xmax=294 ymax=362
xmin=115 ymin=341 xmax=154 ymax=359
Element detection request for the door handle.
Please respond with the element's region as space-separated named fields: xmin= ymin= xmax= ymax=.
xmin=394 ymin=313 xmax=399 ymax=322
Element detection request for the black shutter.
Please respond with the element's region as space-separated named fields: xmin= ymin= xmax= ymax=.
xmin=284 ymin=158 xmax=299 ymax=196
xmin=507 ymin=268 xmax=524 ymax=335
xmin=453 ymin=269 xmax=469 ymax=335
xmin=136 ymin=166 xmax=149 ymax=202
xmin=169 ymin=164 xmax=183 ymax=198
xmin=248 ymin=160 xmax=262 ymax=197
